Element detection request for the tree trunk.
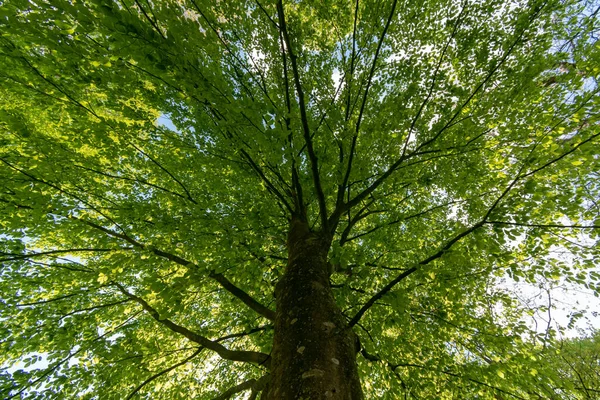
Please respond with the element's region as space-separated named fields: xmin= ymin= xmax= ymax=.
xmin=262 ymin=218 xmax=364 ymax=399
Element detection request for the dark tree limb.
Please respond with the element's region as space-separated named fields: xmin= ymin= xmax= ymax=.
xmin=349 ymin=221 xmax=485 ymax=327
xmin=210 ymin=273 xmax=276 ymax=321
xmin=359 ymin=349 xmax=526 ymax=399
xmin=348 ymin=127 xmax=600 ymax=327
xmin=238 ymin=147 xmax=294 ymax=215
xmin=133 ymin=0 xmax=167 ymax=40
xmin=337 ymin=0 xmax=398 ymax=218
xmin=485 ymin=221 xmax=600 ymax=229
xmin=248 ymin=375 xmax=271 ymax=399
xmin=123 ymin=39 xmax=293 ymax=214
xmin=343 ymin=0 xmax=360 ymax=124
xmin=0 ymin=247 xmax=133 ymax=262
xmin=413 ymin=2 xmax=548 ymax=156
xmin=73 ymin=217 xmax=276 ymax=321
xmin=73 ymin=163 xmax=195 ymax=203
xmin=342 ymin=3 xmax=548 ymax=215
xmin=128 ymin=143 xmax=198 ymax=204
xmin=213 ymin=375 xmax=270 ymax=400
xmin=277 ymin=19 xmax=306 ymax=218
xmin=126 ymin=347 xmax=203 ymax=399
xmin=115 ymin=284 xmax=271 ymax=367
xmin=0 ymin=157 xmax=124 ymax=232
xmin=341 ymin=195 xmax=481 ymax=245
xmin=16 ymin=285 xmax=110 ymax=307
xmin=55 ymin=299 xmax=132 ymax=323
xmin=277 ymin=0 xmax=329 ymax=231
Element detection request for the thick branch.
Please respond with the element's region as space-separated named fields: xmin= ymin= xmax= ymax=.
xmin=210 ymin=273 xmax=276 ymax=321
xmin=360 ymin=347 xmax=526 ymax=399
xmin=338 ymin=0 xmax=398 ymax=214
xmin=277 ymin=0 xmax=329 ymax=230
xmin=213 ymin=375 xmax=270 ymax=400
xmin=115 ymin=284 xmax=270 ymax=367
xmin=349 ymin=222 xmax=483 ymax=327
xmin=343 ymin=4 xmax=546 ymax=214
xmin=278 ymin=22 xmax=306 ymax=218
xmin=485 ymin=221 xmax=600 ymax=229
xmin=0 ymin=247 xmax=133 ymax=262
xmin=75 ymin=217 xmax=275 ymax=321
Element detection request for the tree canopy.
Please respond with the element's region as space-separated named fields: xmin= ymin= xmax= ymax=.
xmin=0 ymin=0 xmax=599 ymax=398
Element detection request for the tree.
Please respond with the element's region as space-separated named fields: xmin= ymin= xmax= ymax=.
xmin=551 ymin=331 xmax=600 ymax=399
xmin=0 ymin=0 xmax=599 ymax=398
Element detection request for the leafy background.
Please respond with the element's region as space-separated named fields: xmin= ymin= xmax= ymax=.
xmin=1 ymin=0 xmax=599 ymax=398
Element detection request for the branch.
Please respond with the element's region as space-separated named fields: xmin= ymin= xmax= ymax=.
xmin=189 ymin=0 xmax=273 ymax=104
xmin=277 ymin=0 xmax=329 ymax=231
xmin=338 ymin=0 xmax=398 ymax=213
xmin=16 ymin=285 xmax=109 ymax=306
xmin=126 ymin=347 xmax=203 ymax=399
xmin=133 ymin=0 xmax=167 ymax=40
xmin=127 ymin=52 xmax=293 ymax=215
xmin=238 ymin=147 xmax=294 ymax=215
xmin=0 ymin=157 xmax=123 ymax=230
xmin=348 ymin=266 xmax=417 ymax=327
xmin=17 ymin=54 xmax=102 ymax=119
xmin=74 ymin=163 xmax=195 ymax=204
xmin=216 ymin=326 xmax=270 ymax=342
xmin=343 ymin=3 xmax=547 ymax=214
xmin=359 ymin=350 xmax=526 ymax=400
xmin=341 ymin=193 xmax=489 ymax=244
xmin=400 ymin=2 xmax=467 ymax=160
xmin=2 ymin=311 xmax=141 ymax=399
xmin=277 ymin=19 xmax=306 ymax=217
xmin=248 ymin=375 xmax=271 ymax=400
xmin=130 ymin=143 xmax=198 ymax=204
xmin=0 ymin=247 xmax=133 ymax=262
xmin=485 ymin=221 xmax=600 ymax=229
xmin=347 ymin=126 xmax=599 ymax=326
xmin=348 ymin=222 xmax=483 ymax=327
xmin=55 ymin=299 xmax=132 ymax=323
xmin=74 ymin=217 xmax=276 ymax=321
xmin=394 ymin=363 xmax=526 ymax=400
xmin=343 ymin=0 xmax=360 ymax=124
xmin=210 ymin=273 xmax=276 ymax=321
xmin=115 ymin=284 xmax=270 ymax=367
xmin=480 ymin=129 xmax=600 ymax=224
xmin=255 ymin=0 xmax=279 ymax=29
xmin=413 ymin=2 xmax=547 ymax=155
xmin=213 ymin=375 xmax=270 ymax=400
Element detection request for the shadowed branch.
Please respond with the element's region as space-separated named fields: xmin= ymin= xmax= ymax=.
xmin=277 ymin=0 xmax=329 ymax=230
xmin=73 ymin=217 xmax=276 ymax=321
xmin=114 ymin=283 xmax=271 ymax=367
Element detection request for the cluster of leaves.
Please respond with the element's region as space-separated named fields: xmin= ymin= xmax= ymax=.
xmin=0 ymin=0 xmax=599 ymax=398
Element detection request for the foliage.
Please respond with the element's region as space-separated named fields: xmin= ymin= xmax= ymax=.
xmin=0 ymin=0 xmax=599 ymax=398
xmin=551 ymin=331 xmax=600 ymax=399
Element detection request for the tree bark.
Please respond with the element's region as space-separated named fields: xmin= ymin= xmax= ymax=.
xmin=262 ymin=218 xmax=364 ymax=399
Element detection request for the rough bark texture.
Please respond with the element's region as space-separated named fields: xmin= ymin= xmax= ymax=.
xmin=262 ymin=219 xmax=364 ymax=399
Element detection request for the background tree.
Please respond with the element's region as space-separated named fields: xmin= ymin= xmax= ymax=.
xmin=551 ymin=330 xmax=600 ymax=399
xmin=0 ymin=0 xmax=599 ymax=398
